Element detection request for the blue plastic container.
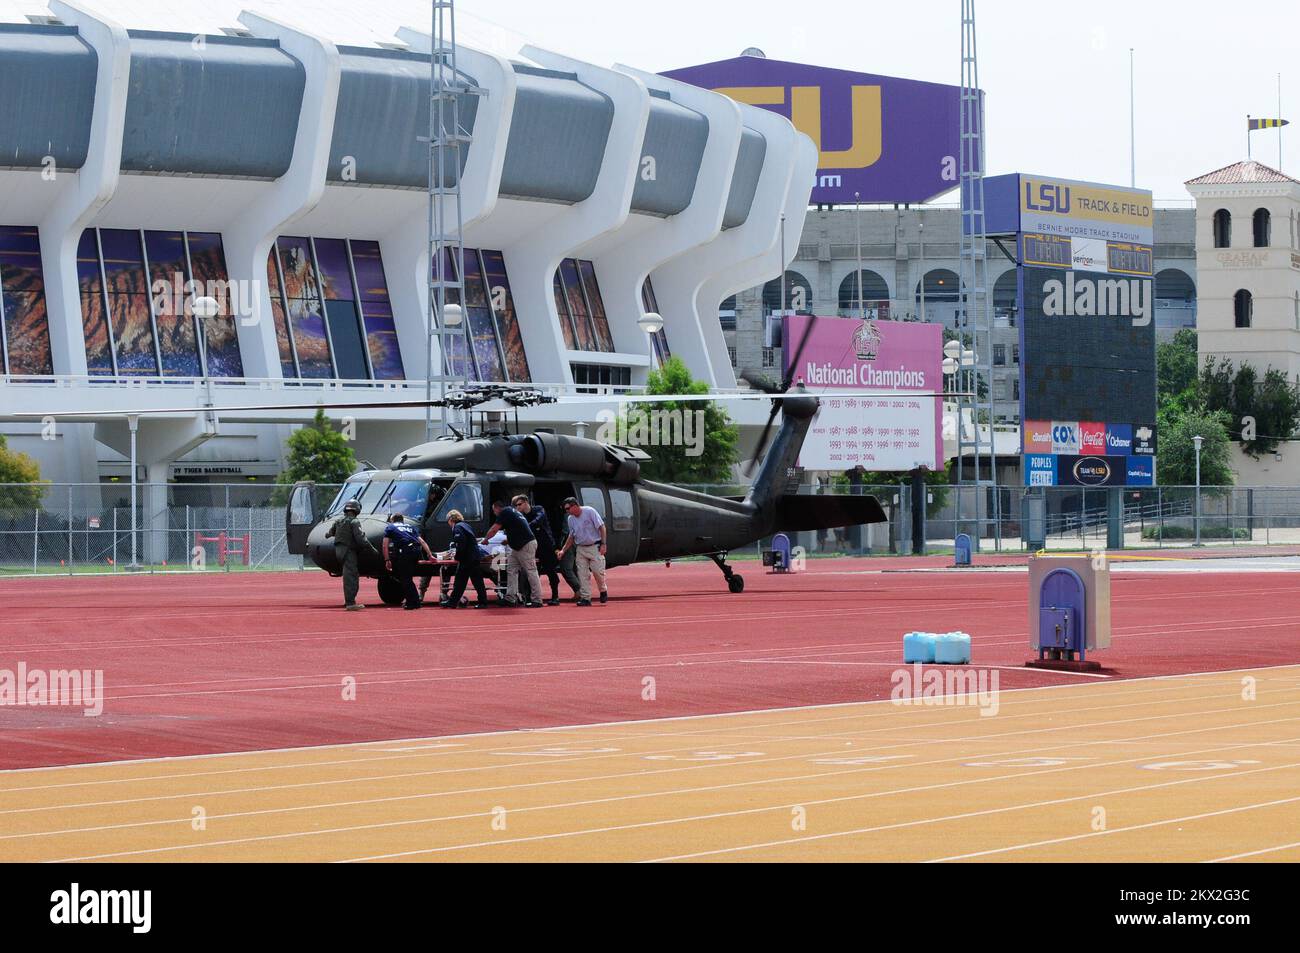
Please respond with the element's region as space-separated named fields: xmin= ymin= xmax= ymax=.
xmin=903 ymin=632 xmax=936 ymax=664
xmin=933 ymin=632 xmax=972 ymax=665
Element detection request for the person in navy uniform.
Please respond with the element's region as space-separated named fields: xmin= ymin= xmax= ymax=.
xmin=382 ymin=513 xmax=434 ymax=610
xmin=481 ymin=499 xmax=543 ymax=608
xmin=441 ymin=510 xmax=488 ymax=609
xmin=515 ymin=495 xmax=570 ymax=606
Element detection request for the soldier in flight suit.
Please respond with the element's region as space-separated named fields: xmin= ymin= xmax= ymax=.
xmin=325 ymin=499 xmax=378 ymax=610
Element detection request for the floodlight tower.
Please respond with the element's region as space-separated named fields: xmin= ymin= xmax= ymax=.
xmin=958 ymin=0 xmax=1000 ymax=550
xmin=426 ymin=0 xmax=478 ymax=441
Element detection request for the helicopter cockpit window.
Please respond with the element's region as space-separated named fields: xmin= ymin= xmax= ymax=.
xmin=434 ymin=481 xmax=484 ymax=523
xmin=353 ymin=479 xmax=392 ymax=515
xmin=377 ymin=480 xmax=430 ymax=521
xmin=325 ymin=480 xmax=368 ymax=518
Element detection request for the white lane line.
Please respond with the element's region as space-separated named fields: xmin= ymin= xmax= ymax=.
xmin=10 ymin=682 xmax=1299 ymax=813
xmin=642 ymin=768 xmax=1300 ymax=864
xmin=3 ymin=663 xmax=1295 ymax=791
xmin=343 ymin=760 xmax=1300 ymax=864
xmin=925 ymin=796 xmax=1300 ymax=863
xmin=46 ymin=734 xmax=1300 ymax=863
xmin=1205 ymin=840 xmax=1300 ymax=863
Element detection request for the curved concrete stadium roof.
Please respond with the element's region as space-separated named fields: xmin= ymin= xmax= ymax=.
xmin=0 ymin=23 xmax=96 ymax=169
xmin=632 ymin=92 xmax=709 ymax=217
xmin=121 ymin=30 xmax=304 ymax=178
xmin=499 ymin=64 xmax=613 ymax=205
xmin=723 ymin=126 xmax=767 ymax=229
xmin=328 ymin=45 xmax=478 ymax=189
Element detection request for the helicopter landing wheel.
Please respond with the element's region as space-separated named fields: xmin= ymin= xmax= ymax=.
xmin=376 ymin=576 xmax=405 ymax=606
xmin=727 ymin=574 xmax=745 ymax=594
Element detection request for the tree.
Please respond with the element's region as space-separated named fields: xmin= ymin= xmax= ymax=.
xmin=1154 ymin=404 xmax=1234 ymax=486
xmin=841 ymin=460 xmax=952 ymax=516
xmin=1196 ymin=355 xmax=1300 ymax=457
xmin=617 ymin=357 xmax=739 ymax=484
xmin=1156 ymin=328 xmax=1199 ymax=412
xmin=272 ymin=409 xmax=358 ymax=502
xmin=0 ymin=434 xmax=44 ymax=510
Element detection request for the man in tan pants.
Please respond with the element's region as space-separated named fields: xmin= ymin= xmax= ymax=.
xmin=556 ymin=496 xmax=608 ymax=606
xmin=482 ymin=499 xmax=543 ymax=608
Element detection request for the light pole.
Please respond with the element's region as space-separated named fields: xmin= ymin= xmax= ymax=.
xmin=918 ymin=220 xmax=927 ymax=323
xmin=1193 ymin=434 xmax=1204 ymax=547
xmin=191 ymin=295 xmax=220 ymax=434
xmin=854 ymin=191 xmax=863 ymax=320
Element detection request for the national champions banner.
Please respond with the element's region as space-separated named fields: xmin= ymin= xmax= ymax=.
xmin=782 ymin=315 xmax=943 ymax=471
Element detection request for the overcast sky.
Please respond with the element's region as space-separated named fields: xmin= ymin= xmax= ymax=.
xmin=468 ymin=0 xmax=1298 ymax=203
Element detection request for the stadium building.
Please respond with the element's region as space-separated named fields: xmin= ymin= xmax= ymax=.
xmin=0 ymin=0 xmax=814 ymax=510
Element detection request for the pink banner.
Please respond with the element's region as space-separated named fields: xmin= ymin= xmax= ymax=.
xmin=783 ymin=315 xmax=944 ymax=471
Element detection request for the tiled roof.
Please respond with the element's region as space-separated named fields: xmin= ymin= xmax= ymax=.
xmin=1185 ymin=160 xmax=1299 ymax=186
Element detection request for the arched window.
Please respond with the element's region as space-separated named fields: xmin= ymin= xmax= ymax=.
xmin=1155 ymin=269 xmax=1197 ymax=330
xmin=837 ymin=269 xmax=890 ymax=316
xmin=915 ymin=268 xmax=961 ymax=301
xmin=993 ymin=270 xmax=1018 ymax=326
xmin=1253 ymin=208 xmax=1271 ymax=247
xmin=762 ymin=270 xmax=813 ymax=315
xmin=1234 ymin=289 xmax=1253 ymax=328
xmin=1213 ymin=209 xmax=1232 ymax=248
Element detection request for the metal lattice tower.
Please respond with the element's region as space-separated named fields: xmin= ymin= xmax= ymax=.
xmin=957 ymin=0 xmax=1000 ymax=550
xmin=425 ymin=0 xmax=480 ymax=441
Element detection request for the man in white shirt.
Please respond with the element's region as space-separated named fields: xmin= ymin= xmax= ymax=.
xmin=556 ymin=496 xmax=608 ymax=606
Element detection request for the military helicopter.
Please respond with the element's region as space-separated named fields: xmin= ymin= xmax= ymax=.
xmin=280 ymin=380 xmax=886 ymax=603
xmin=32 ymin=320 xmax=937 ymax=603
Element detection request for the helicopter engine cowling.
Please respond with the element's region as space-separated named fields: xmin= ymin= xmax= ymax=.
xmin=509 ymin=432 xmax=641 ymax=484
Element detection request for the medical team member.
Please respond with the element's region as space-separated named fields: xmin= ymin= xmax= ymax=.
xmin=482 ymin=500 xmax=543 ymax=608
xmin=556 ymin=496 xmax=607 ymax=606
xmin=382 ymin=513 xmax=434 ymax=610
xmin=515 ymin=495 xmax=569 ymax=606
xmin=442 ymin=510 xmax=488 ymax=609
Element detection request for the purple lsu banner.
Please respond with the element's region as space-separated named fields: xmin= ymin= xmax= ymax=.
xmin=661 ymin=56 xmax=966 ymax=205
xmin=782 ymin=315 xmax=944 ymax=471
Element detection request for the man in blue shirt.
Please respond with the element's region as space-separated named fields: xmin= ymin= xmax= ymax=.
xmin=482 ymin=500 xmax=543 ymax=608
xmin=556 ymin=496 xmax=608 ymax=606
xmin=382 ymin=513 xmax=434 ymax=609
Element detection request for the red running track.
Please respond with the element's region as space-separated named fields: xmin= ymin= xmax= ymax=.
xmin=2 ymin=559 xmax=1300 ymax=770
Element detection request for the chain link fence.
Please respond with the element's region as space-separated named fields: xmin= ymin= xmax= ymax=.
xmin=3 ymin=481 xmax=1300 ymax=575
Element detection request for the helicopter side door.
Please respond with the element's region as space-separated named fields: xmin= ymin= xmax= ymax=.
xmin=286 ymin=481 xmax=316 ymax=556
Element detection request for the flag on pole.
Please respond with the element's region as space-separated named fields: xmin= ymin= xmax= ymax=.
xmin=1249 ymin=117 xmax=1289 ymax=130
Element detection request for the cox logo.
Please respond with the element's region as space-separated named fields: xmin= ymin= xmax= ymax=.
xmin=1052 ymin=425 xmax=1075 ymax=443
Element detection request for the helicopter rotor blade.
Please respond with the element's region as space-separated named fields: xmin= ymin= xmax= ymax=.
xmin=743 ymin=399 xmax=784 ymax=478
xmin=779 ymin=312 xmax=819 ymax=393
xmin=737 ymin=371 xmax=782 ymax=395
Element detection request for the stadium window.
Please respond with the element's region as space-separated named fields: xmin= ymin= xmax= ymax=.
xmin=571 ymin=363 xmax=630 ymax=393
xmin=1012 ymin=377 xmax=1020 ymax=400
xmin=1012 ymin=344 xmax=1020 ymax=364
xmin=1234 ymin=289 xmax=1253 ymax=328
xmin=762 ymin=347 xmax=775 ymax=369
xmin=993 ymin=344 xmax=1006 ymax=366
xmin=1213 ymin=209 xmax=1232 ymax=248
xmin=1253 ymin=208 xmax=1271 ymax=248
xmin=727 ymin=346 xmax=737 ymax=366
xmin=0 ymin=225 xmax=54 ymax=375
